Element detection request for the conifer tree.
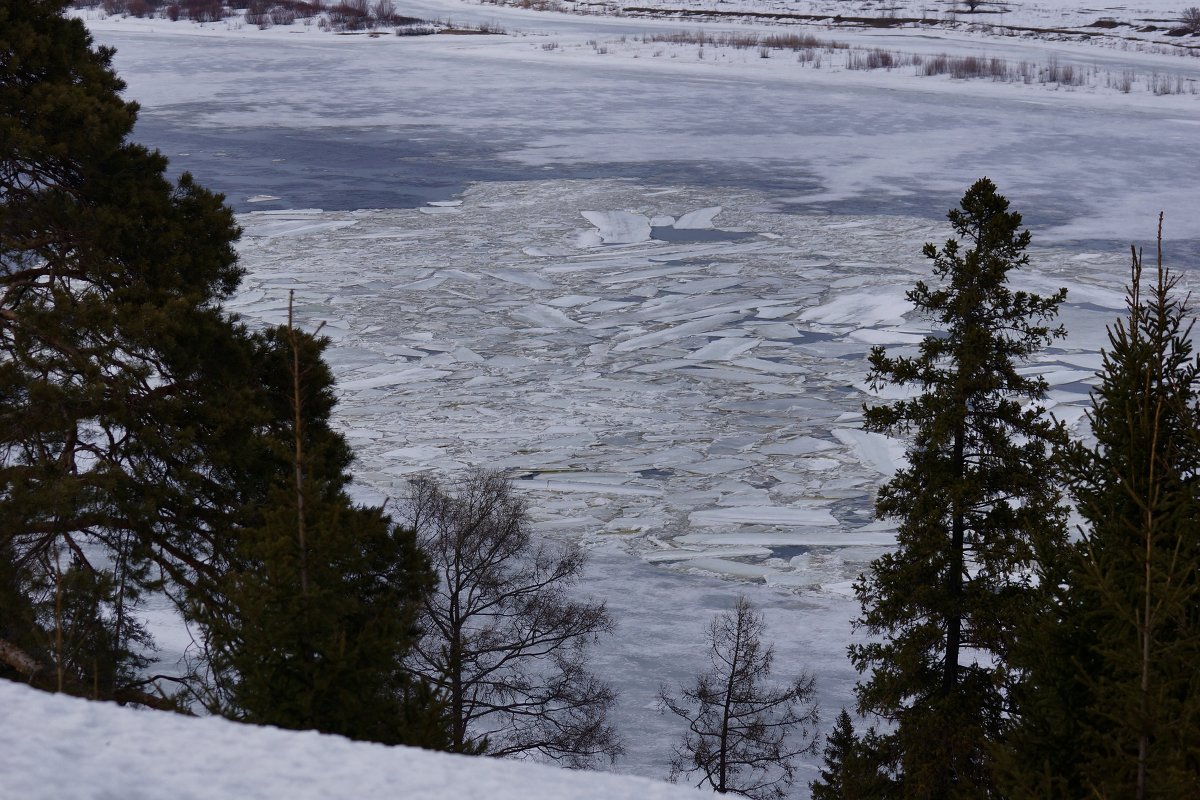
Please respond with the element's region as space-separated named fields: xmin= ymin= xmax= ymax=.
xmin=1003 ymin=221 xmax=1200 ymax=799
xmin=660 ymin=597 xmax=818 ymax=799
xmin=0 ymin=0 xmax=256 ymax=700
xmin=194 ymin=305 xmax=445 ymax=747
xmin=811 ymin=709 xmax=891 ymax=800
xmin=0 ymin=3 xmax=442 ymax=746
xmin=850 ymin=178 xmax=1069 ymax=798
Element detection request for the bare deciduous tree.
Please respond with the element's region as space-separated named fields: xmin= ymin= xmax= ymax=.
xmin=660 ymin=597 xmax=819 ymax=799
xmin=404 ymin=470 xmax=621 ymax=767
xmin=1181 ymin=6 xmax=1200 ymax=33
xmin=372 ymin=0 xmax=395 ymax=24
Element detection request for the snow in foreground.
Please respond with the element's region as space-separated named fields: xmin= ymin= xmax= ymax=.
xmin=0 ymin=680 xmax=698 ymax=800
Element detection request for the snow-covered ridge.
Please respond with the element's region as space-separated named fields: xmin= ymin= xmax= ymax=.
xmin=0 ymin=680 xmax=698 ymax=800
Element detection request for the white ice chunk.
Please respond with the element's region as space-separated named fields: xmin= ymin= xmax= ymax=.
xmin=598 ymin=265 xmax=699 ymax=286
xmin=801 ymin=286 xmax=910 ymax=327
xmin=677 ymin=365 xmax=785 ymax=383
xmin=451 ymin=347 xmax=485 ymax=363
xmin=1048 ymin=389 xmax=1093 ymax=403
xmin=667 ymin=277 xmax=744 ymax=295
xmin=832 ymin=428 xmax=907 ymax=476
xmin=731 ymin=357 xmax=808 ymax=375
xmin=677 ymin=558 xmax=774 ymax=579
xmin=762 ymin=572 xmax=815 ymax=589
xmin=512 ymin=304 xmax=582 ymax=329
xmin=339 ymin=368 xmax=450 ymax=390
xmin=688 ymin=506 xmax=838 ymax=527
xmin=643 ymin=546 xmax=773 ymax=563
xmin=604 ymin=516 xmax=665 ymax=533
xmin=674 ymin=206 xmax=722 ymax=230
xmin=400 ymin=276 xmax=448 ymax=290
xmin=580 ymin=210 xmax=652 ymax=244
xmin=753 ymin=305 xmax=799 ymax=319
xmin=677 ymin=530 xmax=896 ymax=547
xmin=483 ymin=269 xmax=556 ymax=289
xmin=1053 ymin=353 xmax=1105 ymax=370
xmin=380 ymin=445 xmax=448 ymax=462
xmin=519 ymin=479 xmax=663 ymax=497
xmin=628 ymin=359 xmax=696 ymax=374
xmin=792 ymin=457 xmax=841 ymax=471
xmin=847 ymin=328 xmax=927 ymax=345
xmin=574 ymin=229 xmax=602 ymax=248
xmin=853 ymin=380 xmax=925 ymax=401
xmin=1029 ymin=368 xmax=1097 ymax=385
xmin=686 ymin=338 xmax=759 ymax=361
xmin=758 ymin=436 xmax=838 ymax=456
xmin=678 ymin=458 xmax=753 ymax=476
xmin=748 ymin=322 xmax=802 ymax=339
xmin=487 ymin=355 xmax=535 ymax=368
xmin=547 ymin=295 xmax=599 ymax=308
xmin=242 ymin=218 xmax=357 ymax=238
xmin=610 ymin=313 xmax=742 ymax=353
xmin=527 ymin=516 xmax=605 ymax=533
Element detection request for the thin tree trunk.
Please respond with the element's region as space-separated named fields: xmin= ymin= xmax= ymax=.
xmin=1135 ymin=224 xmax=1165 ymax=800
xmin=449 ymin=562 xmax=466 ymax=752
xmin=287 ymin=291 xmax=309 ymax=600
xmin=945 ymin=422 xmax=965 ymax=694
xmin=54 ymin=550 xmax=64 ymax=693
xmin=717 ymin=609 xmax=743 ymax=795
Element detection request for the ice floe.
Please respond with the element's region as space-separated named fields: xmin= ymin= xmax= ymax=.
xmin=673 ymin=206 xmax=723 ymax=230
xmin=581 ymin=210 xmax=652 ymax=244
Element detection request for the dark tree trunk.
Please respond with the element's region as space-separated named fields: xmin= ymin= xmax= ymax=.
xmin=945 ymin=422 xmax=965 ymax=694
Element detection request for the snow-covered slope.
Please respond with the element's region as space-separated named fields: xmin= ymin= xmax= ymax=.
xmin=0 ymin=680 xmax=697 ymax=800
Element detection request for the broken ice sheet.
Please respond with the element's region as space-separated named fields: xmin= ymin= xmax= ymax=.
xmin=228 ymin=178 xmax=1132 ymax=598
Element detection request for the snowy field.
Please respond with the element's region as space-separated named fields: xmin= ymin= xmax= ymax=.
xmin=0 ymin=680 xmax=700 ymax=799
xmin=48 ymin=2 xmax=1200 ymax=797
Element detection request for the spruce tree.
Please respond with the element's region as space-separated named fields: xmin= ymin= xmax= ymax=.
xmin=849 ymin=178 xmax=1069 ymax=798
xmin=1003 ymin=222 xmax=1200 ymax=799
xmin=810 ymin=709 xmax=891 ymax=800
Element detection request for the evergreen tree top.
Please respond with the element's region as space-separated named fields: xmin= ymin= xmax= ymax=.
xmin=851 ymin=179 xmax=1071 ymax=799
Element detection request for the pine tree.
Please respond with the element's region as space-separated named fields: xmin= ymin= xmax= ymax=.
xmin=1003 ymin=220 xmax=1200 ymax=799
xmin=0 ymin=0 xmax=256 ymax=701
xmin=0 ymin=3 xmax=441 ymax=746
xmin=849 ymin=178 xmax=1069 ymax=798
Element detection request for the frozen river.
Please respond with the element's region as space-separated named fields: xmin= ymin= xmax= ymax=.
xmin=85 ymin=8 xmax=1198 ymax=795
